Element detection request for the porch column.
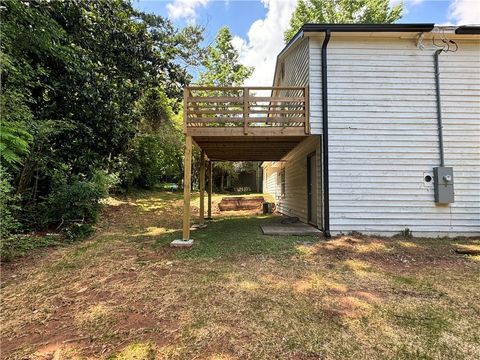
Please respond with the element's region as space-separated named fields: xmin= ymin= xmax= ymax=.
xmin=172 ymin=135 xmax=193 ymax=247
xmin=199 ymin=150 xmax=206 ymax=226
xmin=207 ymin=160 xmax=213 ymax=220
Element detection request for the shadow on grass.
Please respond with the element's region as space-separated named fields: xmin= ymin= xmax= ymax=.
xmin=152 ymin=215 xmax=322 ymax=260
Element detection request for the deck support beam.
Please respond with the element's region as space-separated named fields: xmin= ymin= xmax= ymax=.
xmin=197 ymin=150 xmax=207 ymax=228
xmin=172 ymin=135 xmax=194 ymax=247
xmin=207 ymin=160 xmax=213 ymax=220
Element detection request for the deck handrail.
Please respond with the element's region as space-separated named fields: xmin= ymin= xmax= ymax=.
xmin=184 ymin=86 xmax=309 ymax=136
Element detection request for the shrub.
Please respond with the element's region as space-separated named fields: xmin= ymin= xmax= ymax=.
xmin=119 ymin=128 xmax=183 ymax=190
xmin=39 ymin=170 xmax=113 ymax=231
xmin=0 ymin=167 xmax=21 ymax=239
xmin=0 ymin=167 xmax=23 ymax=261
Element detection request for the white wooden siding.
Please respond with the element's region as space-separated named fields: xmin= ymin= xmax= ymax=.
xmin=265 ymin=37 xmax=323 ymax=227
xmin=309 ymin=35 xmax=480 ymax=236
xmin=262 ymin=137 xmax=323 ymax=227
xmin=263 ymin=164 xmax=278 ymax=199
xmin=275 ymin=38 xmax=309 ymax=88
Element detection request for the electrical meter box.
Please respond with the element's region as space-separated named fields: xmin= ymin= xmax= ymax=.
xmin=433 ymin=167 xmax=454 ymax=204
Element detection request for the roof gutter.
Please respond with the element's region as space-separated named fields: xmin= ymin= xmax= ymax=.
xmin=301 ymin=23 xmax=435 ymax=34
xmin=434 ymin=49 xmax=445 ymax=167
xmin=321 ymin=29 xmax=331 ymax=238
xmin=455 ymin=25 xmax=480 ymax=34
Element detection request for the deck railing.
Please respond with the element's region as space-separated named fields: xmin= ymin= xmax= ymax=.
xmin=184 ymin=86 xmax=309 ymax=135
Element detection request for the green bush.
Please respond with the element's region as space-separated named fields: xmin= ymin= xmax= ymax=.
xmin=40 ymin=170 xmax=113 ymax=230
xmin=119 ymin=129 xmax=183 ymax=190
xmin=0 ymin=167 xmax=21 ymax=240
xmin=0 ymin=167 xmax=23 ymax=261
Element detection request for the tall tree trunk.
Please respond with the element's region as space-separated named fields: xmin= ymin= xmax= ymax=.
xmin=15 ymin=157 xmax=37 ymax=196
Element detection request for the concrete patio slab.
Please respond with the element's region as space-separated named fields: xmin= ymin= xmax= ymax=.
xmin=260 ymin=223 xmax=322 ymax=236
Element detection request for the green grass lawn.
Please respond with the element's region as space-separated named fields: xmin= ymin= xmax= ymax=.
xmin=1 ymin=190 xmax=479 ymax=359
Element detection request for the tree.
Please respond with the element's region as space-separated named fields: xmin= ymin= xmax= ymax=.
xmin=284 ymin=0 xmax=403 ymax=42
xmin=120 ymin=87 xmax=185 ymax=189
xmin=199 ymin=27 xmax=253 ymax=86
xmin=1 ymin=0 xmax=203 ymax=193
xmin=198 ymin=27 xmax=254 ymax=191
xmin=1 ymin=0 xmax=204 ymax=231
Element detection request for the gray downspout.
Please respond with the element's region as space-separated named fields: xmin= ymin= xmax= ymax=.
xmin=434 ymin=49 xmax=445 ymax=167
xmin=321 ymin=30 xmax=331 ymax=238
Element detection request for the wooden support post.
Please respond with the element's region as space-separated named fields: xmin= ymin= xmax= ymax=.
xmin=182 ymin=135 xmax=192 ymax=240
xmin=243 ymin=87 xmax=249 ymax=135
xmin=199 ymin=150 xmax=205 ymax=225
xmin=183 ymin=88 xmax=188 ymax=133
xmin=207 ymin=160 xmax=213 ymax=219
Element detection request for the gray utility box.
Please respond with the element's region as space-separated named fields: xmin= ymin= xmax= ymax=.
xmin=433 ymin=167 xmax=455 ymax=204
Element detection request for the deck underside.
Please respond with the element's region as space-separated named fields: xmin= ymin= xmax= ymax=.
xmin=193 ymin=136 xmax=307 ymax=161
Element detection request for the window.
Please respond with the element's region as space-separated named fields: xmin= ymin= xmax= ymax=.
xmin=280 ymin=167 xmax=286 ymax=198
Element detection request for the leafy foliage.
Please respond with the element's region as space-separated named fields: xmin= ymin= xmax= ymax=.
xmin=284 ymin=0 xmax=403 ymax=42
xmin=39 ymin=170 xmax=113 ymax=228
xmin=198 ymin=27 xmax=255 ymax=187
xmin=0 ymin=0 xmax=203 ymax=245
xmin=2 ymin=0 xmax=202 ymax=188
xmin=0 ymin=121 xmax=32 ymax=168
xmin=0 ymin=168 xmax=21 ymax=241
xmin=199 ymin=27 xmax=253 ymax=86
xmin=118 ymin=88 xmax=184 ymax=190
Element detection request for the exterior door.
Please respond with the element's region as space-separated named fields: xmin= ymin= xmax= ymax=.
xmin=307 ymin=152 xmax=317 ymax=225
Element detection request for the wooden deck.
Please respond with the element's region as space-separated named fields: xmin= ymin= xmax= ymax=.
xmin=178 ymin=86 xmax=310 ymax=241
xmin=184 ymin=86 xmax=309 ymax=137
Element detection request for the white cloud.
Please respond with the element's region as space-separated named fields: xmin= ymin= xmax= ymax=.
xmin=166 ymin=0 xmax=210 ymax=22
xmin=389 ymin=0 xmax=424 ymax=16
xmin=232 ymin=0 xmax=297 ymax=86
xmin=449 ymin=0 xmax=480 ymax=25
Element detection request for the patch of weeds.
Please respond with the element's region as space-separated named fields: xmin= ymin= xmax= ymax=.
xmin=389 ymin=274 xmax=439 ymax=295
xmin=390 ymin=304 xmax=450 ymax=343
xmin=0 ymin=234 xmax=61 ymax=262
xmin=47 ymin=258 xmax=80 ymax=272
xmin=109 ymin=342 xmax=156 ymax=360
xmin=393 ymin=228 xmax=413 ymax=238
xmin=391 ymin=274 xmax=417 ymax=286
xmin=46 ymin=239 xmax=107 ymax=274
xmin=75 ymin=304 xmax=117 ymax=333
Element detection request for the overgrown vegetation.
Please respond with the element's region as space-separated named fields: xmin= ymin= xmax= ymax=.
xmin=0 ymin=0 xmax=203 ymax=259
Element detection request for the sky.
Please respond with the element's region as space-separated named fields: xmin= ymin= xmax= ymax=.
xmin=134 ymin=0 xmax=480 ymax=86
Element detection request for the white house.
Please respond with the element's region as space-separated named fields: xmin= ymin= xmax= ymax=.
xmin=261 ymin=24 xmax=480 ymax=237
xmin=178 ymin=24 xmax=479 ymax=245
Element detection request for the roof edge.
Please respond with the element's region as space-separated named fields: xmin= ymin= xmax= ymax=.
xmin=301 ymin=23 xmax=435 ymax=33
xmin=455 ymin=25 xmax=480 ymax=34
